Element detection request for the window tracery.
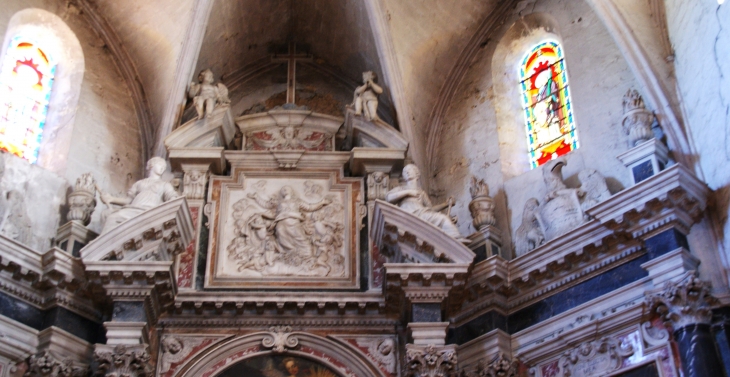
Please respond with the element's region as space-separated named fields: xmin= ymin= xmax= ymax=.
xmin=519 ymin=40 xmax=578 ymax=168
xmin=0 ymin=36 xmax=56 ymax=163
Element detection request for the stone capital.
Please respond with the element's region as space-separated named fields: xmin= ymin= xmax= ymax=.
xmin=645 ymin=273 xmax=719 ymax=329
xmin=405 ymin=344 xmax=458 ymax=377
xmin=93 ymin=344 xmax=152 ymax=377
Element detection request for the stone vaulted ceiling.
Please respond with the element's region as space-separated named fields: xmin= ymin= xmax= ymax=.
xmin=89 ymin=0 xmax=505 ymax=174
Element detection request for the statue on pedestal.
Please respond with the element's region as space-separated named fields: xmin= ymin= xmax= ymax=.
xmin=98 ymin=157 xmax=180 ymax=234
xmin=385 ymin=164 xmax=469 ymax=243
xmin=352 ymin=71 xmax=383 ymax=121
xmin=188 ymin=69 xmax=230 ymax=120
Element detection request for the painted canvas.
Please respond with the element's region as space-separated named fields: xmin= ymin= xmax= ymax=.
xmin=218 ymin=355 xmax=340 ymax=377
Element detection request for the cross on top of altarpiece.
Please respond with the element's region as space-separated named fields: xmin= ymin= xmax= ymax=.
xmin=272 ymin=42 xmax=313 ymax=104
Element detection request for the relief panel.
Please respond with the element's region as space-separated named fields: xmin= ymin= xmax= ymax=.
xmin=206 ymin=168 xmax=362 ymax=289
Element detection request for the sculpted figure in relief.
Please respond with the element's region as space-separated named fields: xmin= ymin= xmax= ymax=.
xmin=227 ymin=180 xmax=345 ymax=277
xmin=188 ymin=69 xmax=230 ymax=120
xmin=99 ymin=157 xmax=180 ymax=234
xmin=578 ymin=168 xmax=611 ymax=213
xmin=515 ymin=198 xmax=544 ymax=257
xmin=1 ymin=190 xmax=33 ymax=247
xmin=352 ymin=71 xmax=383 ymax=121
xmin=385 ymin=164 xmax=469 ymax=243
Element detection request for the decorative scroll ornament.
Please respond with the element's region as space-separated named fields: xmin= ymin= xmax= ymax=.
xmin=466 ymin=353 xmax=518 ymax=377
xmin=25 ymin=351 xmax=88 ymax=377
xmin=405 ymin=344 xmax=458 ymax=377
xmin=182 ymin=169 xmax=209 ymax=200
xmin=367 ymin=172 xmax=390 ymax=201
xmin=262 ymin=326 xmax=299 ymax=353
xmin=645 ymin=274 xmax=718 ymax=329
xmin=94 ymin=345 xmax=152 ymax=377
xmin=560 ymin=337 xmax=634 ymax=377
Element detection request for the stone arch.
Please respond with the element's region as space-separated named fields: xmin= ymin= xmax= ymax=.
xmin=492 ymin=12 xmax=564 ymax=179
xmin=176 ymin=331 xmax=388 ymax=377
xmin=0 ymin=8 xmax=84 ymax=173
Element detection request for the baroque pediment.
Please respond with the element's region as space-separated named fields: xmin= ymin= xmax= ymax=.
xmin=236 ymin=109 xmax=342 ymax=151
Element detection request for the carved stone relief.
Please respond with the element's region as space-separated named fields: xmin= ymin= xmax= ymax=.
xmin=261 ymin=326 xmax=300 ymax=353
xmin=468 ymin=177 xmax=495 ymax=231
xmin=159 ymin=336 xmax=206 ymax=375
xmin=405 ymin=344 xmax=458 ymax=377
xmin=1 ymin=190 xmax=33 ymax=247
xmin=66 ymin=173 xmax=96 ymax=225
xmin=182 ymin=168 xmax=209 ymax=200
xmin=645 ymin=274 xmax=718 ymax=329
xmin=367 ymin=172 xmax=390 ymax=201
xmin=25 ymin=351 xmax=88 ymax=377
xmin=246 ymin=126 xmax=332 ymax=151
xmin=559 ymin=337 xmax=634 ymax=377
xmin=207 ymin=170 xmax=361 ymax=289
xmin=464 ymin=353 xmax=518 ymax=377
xmin=351 ymin=337 xmax=397 ymax=374
xmin=94 ymin=345 xmax=152 ymax=377
xmin=515 ymin=198 xmax=544 ymax=257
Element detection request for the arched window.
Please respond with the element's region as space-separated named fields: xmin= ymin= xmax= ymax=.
xmin=0 ymin=36 xmax=56 ymax=163
xmin=520 ymin=40 xmax=578 ymax=169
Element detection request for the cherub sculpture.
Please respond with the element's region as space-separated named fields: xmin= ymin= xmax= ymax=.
xmin=352 ymin=71 xmax=383 ymax=121
xmin=385 ymin=164 xmax=469 ymax=243
xmin=188 ymin=69 xmax=230 ymax=120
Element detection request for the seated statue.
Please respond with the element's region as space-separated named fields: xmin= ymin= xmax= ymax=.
xmin=385 ymin=164 xmax=470 ymax=243
xmin=188 ymin=69 xmax=230 ymax=120
xmin=99 ymin=157 xmax=180 ymax=234
xmin=352 ymin=71 xmax=383 ymax=121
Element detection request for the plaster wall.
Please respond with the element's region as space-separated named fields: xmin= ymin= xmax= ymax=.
xmin=430 ymin=0 xmax=639 ymax=256
xmin=0 ymin=1 xmax=144 ymax=233
xmin=665 ymin=0 xmax=730 ymax=280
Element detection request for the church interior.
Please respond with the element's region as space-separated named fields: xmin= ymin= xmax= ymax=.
xmin=0 ymin=0 xmax=728 ymax=376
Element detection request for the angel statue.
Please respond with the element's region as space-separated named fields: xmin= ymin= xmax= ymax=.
xmin=385 ymin=164 xmax=470 ymax=243
xmin=352 ymin=71 xmax=383 ymax=121
xmin=247 ymin=185 xmax=332 ymax=264
xmin=188 ymin=69 xmax=230 ymax=120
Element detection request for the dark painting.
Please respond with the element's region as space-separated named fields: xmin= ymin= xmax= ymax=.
xmin=218 ymin=355 xmax=340 ymax=377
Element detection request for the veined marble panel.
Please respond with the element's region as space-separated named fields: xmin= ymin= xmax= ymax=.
xmin=206 ymin=169 xmax=362 ymax=289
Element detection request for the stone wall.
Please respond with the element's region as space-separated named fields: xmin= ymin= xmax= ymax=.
xmin=430 ymin=0 xmax=640 ymax=255
xmin=665 ymin=0 xmax=730 ymax=281
xmin=0 ymin=1 xmax=144 ymax=233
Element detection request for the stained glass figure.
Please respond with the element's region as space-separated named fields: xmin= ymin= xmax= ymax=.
xmin=520 ymin=40 xmax=578 ymax=169
xmin=0 ymin=36 xmax=56 ymax=163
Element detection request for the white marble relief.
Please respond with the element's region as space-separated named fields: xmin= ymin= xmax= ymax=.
xmin=222 ymin=179 xmax=346 ymax=278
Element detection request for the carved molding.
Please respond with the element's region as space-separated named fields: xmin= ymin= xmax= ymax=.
xmin=558 ymin=336 xmax=634 ymax=377
xmin=261 ymin=325 xmax=300 ymax=353
xmin=645 ymin=273 xmax=718 ymax=329
xmin=24 ymin=351 xmax=88 ymax=377
xmin=463 ymin=353 xmax=518 ymax=377
xmin=94 ymin=344 xmax=152 ymax=377
xmin=405 ymin=344 xmax=458 ymax=377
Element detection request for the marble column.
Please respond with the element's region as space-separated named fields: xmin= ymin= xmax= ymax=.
xmin=646 ymin=274 xmax=724 ymax=377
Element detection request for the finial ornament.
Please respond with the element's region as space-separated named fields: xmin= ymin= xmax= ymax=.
xmin=622 ymin=89 xmax=655 ymax=147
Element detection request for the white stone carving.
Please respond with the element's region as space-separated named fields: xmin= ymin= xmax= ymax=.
xmin=66 ymin=173 xmax=97 ymax=225
xmin=261 ymin=326 xmax=299 ymax=353
xmin=367 ymin=172 xmax=390 ymax=201
xmin=99 ymin=157 xmax=180 ymax=234
xmin=468 ymin=176 xmax=495 ymax=231
xmin=405 ymin=344 xmax=458 ymax=377
xmin=538 ymin=160 xmax=584 ymax=240
xmin=94 ymin=344 xmax=152 ymax=377
xmin=640 ymin=321 xmax=669 ymax=349
xmin=247 ymin=125 xmax=331 ymax=151
xmin=622 ymin=89 xmax=654 ymax=147
xmin=646 ymin=274 xmax=718 ymax=329
xmin=386 ymin=164 xmax=469 ymax=243
xmin=182 ymin=168 xmax=208 ymax=200
xmin=466 ymin=353 xmax=518 ymax=377
xmin=225 ymin=179 xmax=345 ymax=277
xmin=515 ymin=198 xmax=544 ymax=257
xmin=1 ymin=190 xmax=33 ymax=247
xmin=188 ymin=69 xmax=230 ymax=120
xmin=354 ymin=338 xmax=397 ymax=374
xmin=159 ymin=336 xmax=206 ymax=374
xmin=577 ymin=169 xmax=611 ymax=214
xmin=559 ymin=337 xmax=634 ymax=377
xmin=352 ymin=71 xmax=383 ymax=121
xmin=25 ymin=351 xmax=88 ymax=377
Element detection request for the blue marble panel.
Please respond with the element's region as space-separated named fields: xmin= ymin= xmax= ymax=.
xmin=112 ymin=301 xmax=146 ymax=322
xmin=447 ymin=311 xmax=507 ymax=345
xmin=412 ymin=303 xmax=442 ymax=322
xmin=645 ymin=229 xmax=689 ymax=259
xmin=632 ymin=160 xmax=655 ymax=183
xmin=615 ymin=362 xmax=660 ymax=377
xmin=0 ymin=290 xmax=44 ymax=329
xmin=473 ymin=244 xmax=488 ymax=264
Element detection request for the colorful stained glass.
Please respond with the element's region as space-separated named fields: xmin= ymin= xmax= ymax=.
xmin=519 ymin=40 xmax=578 ymax=169
xmin=0 ymin=36 xmax=56 ymax=163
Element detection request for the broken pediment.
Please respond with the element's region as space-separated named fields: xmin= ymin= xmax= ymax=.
xmin=164 ymin=106 xmax=236 ymax=149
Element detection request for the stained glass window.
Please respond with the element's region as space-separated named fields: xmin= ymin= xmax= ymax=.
xmin=0 ymin=36 xmax=56 ymax=163
xmin=520 ymin=40 xmax=578 ymax=169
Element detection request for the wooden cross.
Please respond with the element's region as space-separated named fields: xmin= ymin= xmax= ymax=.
xmin=272 ymin=42 xmax=312 ymax=104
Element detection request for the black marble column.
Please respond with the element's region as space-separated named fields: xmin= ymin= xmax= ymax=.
xmin=713 ymin=308 xmax=730 ymax=376
xmin=674 ymin=323 xmax=727 ymax=377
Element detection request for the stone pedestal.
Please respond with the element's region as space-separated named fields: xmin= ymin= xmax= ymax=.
xmin=617 ymin=138 xmax=668 ymax=184
xmin=55 ymin=221 xmax=97 ymax=257
xmin=408 ymin=322 xmax=450 ymax=346
xmin=641 ymin=247 xmax=699 ymax=286
xmin=467 ymin=225 xmax=504 ymax=263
